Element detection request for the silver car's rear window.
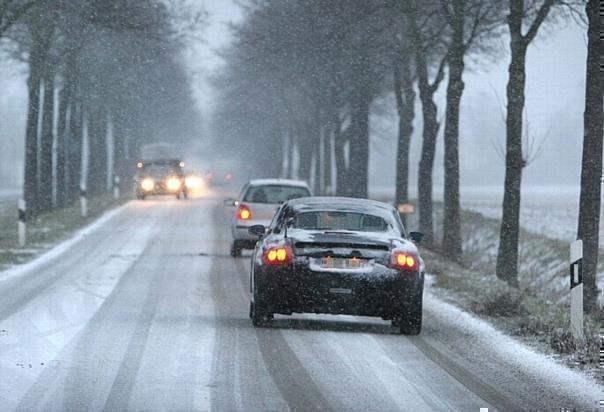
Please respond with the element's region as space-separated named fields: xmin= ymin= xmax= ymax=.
xmin=243 ymin=185 xmax=310 ymax=204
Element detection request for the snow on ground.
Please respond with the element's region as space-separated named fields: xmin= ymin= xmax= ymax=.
xmin=423 ymin=276 xmax=604 ymax=404
xmin=461 ymin=185 xmax=604 ymax=248
xmin=372 ymin=184 xmax=603 ymax=247
xmin=0 ymin=188 xmax=21 ymax=198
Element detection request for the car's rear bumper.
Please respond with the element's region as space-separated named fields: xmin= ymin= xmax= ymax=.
xmin=231 ymin=220 xmax=271 ymax=242
xmin=255 ymin=262 xmax=423 ymax=318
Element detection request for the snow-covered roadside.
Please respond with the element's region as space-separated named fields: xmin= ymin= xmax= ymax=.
xmin=423 ymin=278 xmax=604 ymax=407
xmin=0 ymin=202 xmax=164 ymax=410
xmin=0 ymin=202 xmax=130 ymax=282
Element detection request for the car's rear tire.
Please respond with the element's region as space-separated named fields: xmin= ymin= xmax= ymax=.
xmin=250 ymin=299 xmax=273 ymax=327
xmin=392 ymin=299 xmax=422 ymax=335
xmin=230 ymin=242 xmax=242 ymax=257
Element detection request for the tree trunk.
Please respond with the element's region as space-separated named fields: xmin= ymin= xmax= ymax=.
xmin=298 ymin=126 xmax=314 ymax=183
xmin=577 ymin=0 xmax=603 ymax=311
xmin=56 ymin=83 xmax=69 ymax=208
xmin=287 ymin=130 xmax=295 ymax=179
xmin=38 ymin=73 xmax=55 ymax=212
xmin=417 ymin=94 xmax=439 ymax=246
xmin=394 ymin=56 xmax=415 ymax=209
xmin=87 ymin=104 xmax=108 ymax=196
xmin=348 ymin=85 xmax=370 ymax=198
xmin=323 ymin=123 xmax=333 ymax=194
xmin=335 ymin=126 xmax=349 ymax=196
xmin=407 ymin=1 xmax=444 ymax=247
xmin=23 ymin=22 xmax=53 ymax=216
xmin=442 ymin=0 xmax=465 ymax=260
xmin=67 ymin=101 xmax=83 ymax=203
xmin=496 ymin=3 xmax=528 ymax=288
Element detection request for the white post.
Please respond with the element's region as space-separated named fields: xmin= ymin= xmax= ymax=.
xmin=113 ymin=175 xmax=120 ymax=200
xmin=18 ymin=199 xmax=26 ymax=247
xmin=570 ymin=240 xmax=584 ymax=343
xmin=80 ymin=188 xmax=88 ymax=218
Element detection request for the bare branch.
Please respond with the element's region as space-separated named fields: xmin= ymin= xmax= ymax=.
xmin=523 ymin=0 xmax=555 ymax=44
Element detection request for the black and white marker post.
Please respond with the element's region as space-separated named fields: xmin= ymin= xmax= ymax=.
xmin=18 ymin=199 xmax=26 ymax=247
xmin=80 ymin=187 xmax=88 ymax=218
xmin=570 ymin=240 xmax=584 ymax=342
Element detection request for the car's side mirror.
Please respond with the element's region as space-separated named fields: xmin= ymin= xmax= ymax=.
xmin=249 ymin=225 xmax=266 ymax=237
xmin=409 ymin=231 xmax=423 ymax=245
xmin=223 ymin=198 xmax=237 ymax=207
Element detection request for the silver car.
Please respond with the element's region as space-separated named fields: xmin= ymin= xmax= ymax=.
xmin=225 ymin=179 xmax=312 ymax=257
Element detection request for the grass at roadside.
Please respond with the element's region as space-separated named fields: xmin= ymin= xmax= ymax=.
xmin=0 ymin=195 xmax=126 ymax=272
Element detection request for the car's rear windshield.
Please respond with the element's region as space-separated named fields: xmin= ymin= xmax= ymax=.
xmin=243 ymin=185 xmax=310 ymax=204
xmin=292 ymin=211 xmax=390 ymax=232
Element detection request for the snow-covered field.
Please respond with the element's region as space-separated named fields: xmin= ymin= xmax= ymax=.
xmin=460 ymin=185 xmax=604 ymax=248
xmin=372 ymin=184 xmax=603 ymax=248
xmin=371 ymin=184 xmax=604 ymax=306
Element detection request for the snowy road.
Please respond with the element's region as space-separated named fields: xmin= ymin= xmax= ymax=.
xmin=0 ymin=191 xmax=602 ymax=411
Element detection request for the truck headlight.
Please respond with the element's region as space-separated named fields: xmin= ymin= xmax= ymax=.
xmin=141 ymin=178 xmax=154 ymax=192
xmin=166 ymin=177 xmax=181 ymax=192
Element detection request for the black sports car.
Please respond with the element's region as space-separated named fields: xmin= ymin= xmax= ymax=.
xmin=248 ymin=197 xmax=425 ymax=335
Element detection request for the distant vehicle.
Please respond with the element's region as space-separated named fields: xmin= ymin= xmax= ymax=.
xmin=205 ymin=170 xmax=235 ymax=186
xmin=134 ymin=159 xmax=188 ymax=200
xmin=184 ymin=172 xmax=206 ymax=196
xmin=225 ymin=179 xmax=312 ymax=256
xmin=247 ymin=197 xmax=425 ymax=335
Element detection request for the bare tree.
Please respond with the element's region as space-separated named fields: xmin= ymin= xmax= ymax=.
xmin=496 ymin=0 xmax=556 ymax=287
xmin=440 ymin=0 xmax=505 ymax=260
xmin=393 ymin=51 xmax=415 ymax=211
xmin=401 ymin=0 xmax=448 ymax=247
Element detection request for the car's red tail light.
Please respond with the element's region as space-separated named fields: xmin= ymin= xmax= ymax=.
xmin=263 ymin=245 xmax=293 ymax=266
xmin=391 ymin=250 xmax=418 ymax=271
xmin=236 ymin=204 xmax=252 ymax=220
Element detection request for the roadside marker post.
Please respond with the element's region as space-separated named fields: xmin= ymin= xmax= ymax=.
xmin=80 ymin=188 xmax=88 ymax=218
xmin=113 ymin=176 xmax=120 ymax=200
xmin=18 ymin=199 xmax=26 ymax=247
xmin=570 ymin=240 xmax=584 ymax=343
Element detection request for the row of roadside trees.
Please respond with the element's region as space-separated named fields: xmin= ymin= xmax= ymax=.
xmin=215 ymin=0 xmax=602 ymax=311
xmin=0 ymin=0 xmax=202 ymax=215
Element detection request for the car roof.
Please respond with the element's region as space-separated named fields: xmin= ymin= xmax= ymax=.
xmin=286 ymin=196 xmax=397 ymax=215
xmin=247 ymin=178 xmax=310 ymax=188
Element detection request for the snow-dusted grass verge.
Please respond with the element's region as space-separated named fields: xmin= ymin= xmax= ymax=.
xmin=426 ymin=248 xmax=602 ymax=375
xmin=424 ymin=283 xmax=604 ymax=403
xmin=413 ymin=203 xmax=603 ymax=377
xmin=0 ymin=195 xmax=127 ymax=272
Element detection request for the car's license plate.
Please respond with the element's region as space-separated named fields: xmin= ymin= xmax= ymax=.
xmin=320 ymin=257 xmax=368 ymax=269
xmin=329 ymin=287 xmax=352 ymax=294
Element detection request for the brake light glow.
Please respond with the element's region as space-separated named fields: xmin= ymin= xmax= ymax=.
xmin=236 ymin=204 xmax=252 ymax=220
xmin=263 ymin=245 xmax=293 ymax=266
xmin=391 ymin=250 xmax=418 ymax=271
